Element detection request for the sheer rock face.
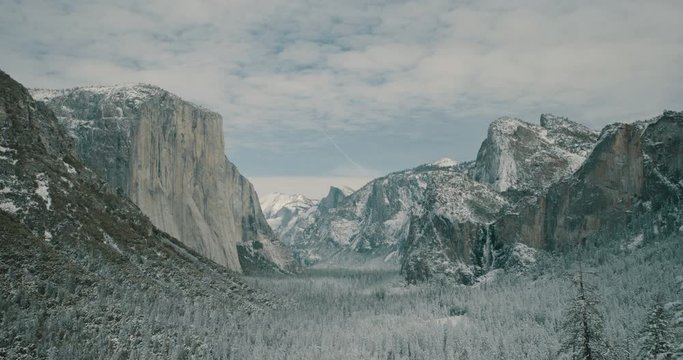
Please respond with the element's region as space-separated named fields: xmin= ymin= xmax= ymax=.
xmin=470 ymin=114 xmax=598 ymax=194
xmin=31 ymin=85 xmax=292 ymax=273
xmin=492 ymin=112 xmax=683 ymax=251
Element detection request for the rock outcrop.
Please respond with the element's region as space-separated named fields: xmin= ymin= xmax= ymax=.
xmin=262 ymin=111 xmax=681 ymax=284
xmin=470 ymin=114 xmax=598 ymax=194
xmin=31 ymin=85 xmax=292 ymax=273
xmin=0 ymin=70 xmax=270 ymax=357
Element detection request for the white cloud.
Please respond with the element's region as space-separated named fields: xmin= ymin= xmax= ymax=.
xmin=2 ymin=0 xmax=682 ymax=189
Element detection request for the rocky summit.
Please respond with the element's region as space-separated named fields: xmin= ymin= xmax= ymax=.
xmin=470 ymin=114 xmax=598 ymax=194
xmin=31 ymin=85 xmax=293 ymax=274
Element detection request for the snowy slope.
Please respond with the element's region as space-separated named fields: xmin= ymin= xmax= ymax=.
xmin=282 ymin=160 xmax=508 ymax=266
xmin=470 ymin=114 xmax=598 ymax=193
xmin=260 ymin=192 xmax=318 ymax=245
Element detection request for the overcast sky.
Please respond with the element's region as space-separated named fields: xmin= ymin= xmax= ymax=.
xmin=2 ymin=0 xmax=682 ymax=198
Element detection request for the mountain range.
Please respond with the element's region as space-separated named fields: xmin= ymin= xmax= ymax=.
xmin=262 ymin=112 xmax=683 ymax=283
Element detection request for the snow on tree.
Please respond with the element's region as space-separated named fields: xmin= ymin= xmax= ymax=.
xmin=638 ymin=301 xmax=673 ymax=359
xmin=671 ymin=276 xmax=683 ymax=359
xmin=559 ymin=266 xmax=612 ymax=360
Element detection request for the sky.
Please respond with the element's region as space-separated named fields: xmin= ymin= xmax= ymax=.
xmin=2 ymin=0 xmax=682 ymax=199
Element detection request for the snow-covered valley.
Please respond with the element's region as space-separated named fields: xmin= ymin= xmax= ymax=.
xmin=234 ymin=228 xmax=682 ymax=359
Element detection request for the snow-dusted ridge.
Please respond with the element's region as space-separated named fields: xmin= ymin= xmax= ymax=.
xmin=260 ymin=192 xmax=317 ymax=219
xmin=30 ymin=83 xmax=217 ymax=115
xmin=428 ymin=157 xmax=459 ymax=168
xmin=31 ymin=83 xmax=163 ymax=103
xmin=470 ymin=114 xmax=599 ymax=193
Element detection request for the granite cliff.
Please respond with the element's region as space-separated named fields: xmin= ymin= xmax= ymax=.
xmin=31 ymin=85 xmax=292 ymax=273
xmin=492 ymin=111 xmax=683 ymax=251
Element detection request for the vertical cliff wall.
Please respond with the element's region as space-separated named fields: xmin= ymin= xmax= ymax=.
xmin=492 ymin=111 xmax=683 ymax=252
xmin=31 ymin=85 xmax=292 ymax=273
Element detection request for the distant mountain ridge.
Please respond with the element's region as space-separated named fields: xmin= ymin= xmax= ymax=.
xmin=263 ymin=113 xmax=682 ymax=283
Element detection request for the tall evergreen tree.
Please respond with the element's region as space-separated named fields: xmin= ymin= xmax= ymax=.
xmin=559 ymin=267 xmax=611 ymax=360
xmin=672 ymin=276 xmax=683 ymax=359
xmin=638 ymin=302 xmax=673 ymax=360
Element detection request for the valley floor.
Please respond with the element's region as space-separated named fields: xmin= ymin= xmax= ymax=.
xmin=2 ymin=230 xmax=681 ymax=359
xmin=237 ymin=232 xmax=683 ymax=360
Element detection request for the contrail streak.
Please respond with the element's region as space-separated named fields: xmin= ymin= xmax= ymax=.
xmin=319 ymin=128 xmax=365 ymax=172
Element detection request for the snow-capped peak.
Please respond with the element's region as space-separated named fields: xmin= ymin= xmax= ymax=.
xmin=472 ymin=114 xmax=599 ymax=193
xmin=429 ymin=158 xmax=459 ymax=168
xmin=260 ymin=192 xmax=316 ymax=218
xmin=489 ymin=116 xmax=527 ymax=136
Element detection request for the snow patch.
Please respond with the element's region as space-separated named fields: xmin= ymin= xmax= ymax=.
xmin=102 ymin=232 xmax=123 ymax=254
xmin=35 ymin=173 xmax=51 ymax=210
xmin=328 ymin=219 xmax=359 ymax=246
xmin=431 ymin=315 xmax=467 ymax=327
xmin=383 ymin=250 xmax=399 ymax=262
xmin=0 ymin=145 xmax=16 ymax=153
xmin=475 ymin=269 xmax=502 ymax=286
xmin=63 ymin=161 xmax=77 ymax=174
xmin=623 ymin=233 xmax=644 ymax=251
xmin=429 ymin=158 xmax=459 ymax=168
xmin=510 ymin=243 xmax=537 ymax=266
xmin=0 ymin=201 xmax=19 ymax=214
xmin=0 ymin=145 xmax=17 ymax=165
xmin=0 ymin=155 xmax=17 ymax=165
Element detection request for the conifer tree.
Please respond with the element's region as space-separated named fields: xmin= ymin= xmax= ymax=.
xmin=638 ymin=302 xmax=673 ymax=360
xmin=559 ymin=266 xmax=611 ymax=360
xmin=672 ymin=276 xmax=683 ymax=359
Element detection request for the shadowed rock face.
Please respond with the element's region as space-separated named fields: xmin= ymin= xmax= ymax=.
xmin=31 ymin=85 xmax=292 ymax=273
xmin=400 ymin=112 xmax=682 ymax=283
xmin=492 ymin=112 xmax=683 ymax=252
